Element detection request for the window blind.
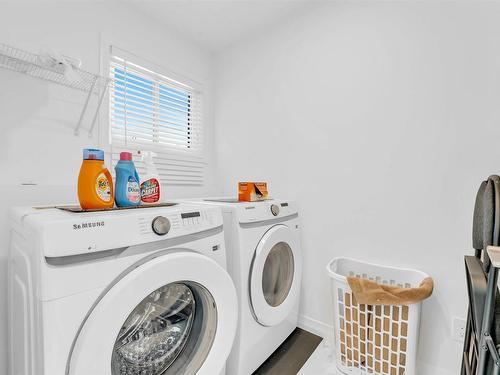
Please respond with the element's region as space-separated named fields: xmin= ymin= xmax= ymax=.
xmin=109 ymin=51 xmax=204 ymax=185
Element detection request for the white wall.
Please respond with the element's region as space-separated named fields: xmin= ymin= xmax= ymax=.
xmin=0 ymin=3 xmax=215 ymax=373
xmin=214 ymin=2 xmax=500 ymax=374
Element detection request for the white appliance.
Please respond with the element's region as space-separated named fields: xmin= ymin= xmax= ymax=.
xmin=8 ymin=204 xmax=238 ymax=375
xmin=186 ymin=198 xmax=302 ymax=375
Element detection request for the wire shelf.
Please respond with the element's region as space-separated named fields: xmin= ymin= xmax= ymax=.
xmin=0 ymin=43 xmax=109 ymax=92
xmin=0 ymin=42 xmax=111 ymax=136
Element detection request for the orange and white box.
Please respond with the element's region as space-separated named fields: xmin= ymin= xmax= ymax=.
xmin=238 ymin=182 xmax=269 ymax=202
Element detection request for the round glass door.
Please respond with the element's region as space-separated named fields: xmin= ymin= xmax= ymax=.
xmin=250 ymin=224 xmax=302 ymax=327
xmin=262 ymin=242 xmax=294 ymax=307
xmin=66 ymin=251 xmax=237 ymax=375
xmin=111 ymin=282 xmax=217 ymax=375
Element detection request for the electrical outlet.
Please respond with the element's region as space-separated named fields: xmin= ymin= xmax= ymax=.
xmin=452 ymin=317 xmax=466 ymax=342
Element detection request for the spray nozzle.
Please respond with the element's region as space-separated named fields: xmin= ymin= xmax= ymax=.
xmin=138 ymin=151 xmax=159 ymax=176
xmin=138 ymin=150 xmax=157 ymax=161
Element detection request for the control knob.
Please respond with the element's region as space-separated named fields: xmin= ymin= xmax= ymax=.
xmin=152 ymin=216 xmax=171 ymax=236
xmin=270 ymin=204 xmax=280 ymax=216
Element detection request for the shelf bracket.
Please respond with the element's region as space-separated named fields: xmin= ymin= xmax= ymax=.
xmin=88 ymin=81 xmax=109 ymax=137
xmin=74 ymin=76 xmax=97 ymax=136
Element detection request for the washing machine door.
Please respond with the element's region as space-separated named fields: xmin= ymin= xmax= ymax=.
xmin=66 ymin=250 xmax=237 ymax=375
xmin=249 ymin=224 xmax=302 ymax=327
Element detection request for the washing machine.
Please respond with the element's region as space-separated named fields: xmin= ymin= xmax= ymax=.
xmin=185 ymin=198 xmax=302 ymax=375
xmin=8 ymin=203 xmax=238 ymax=375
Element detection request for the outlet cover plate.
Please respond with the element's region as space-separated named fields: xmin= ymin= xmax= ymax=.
xmin=452 ymin=317 xmax=466 ymax=342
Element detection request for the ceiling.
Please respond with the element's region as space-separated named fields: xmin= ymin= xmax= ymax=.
xmin=126 ymin=1 xmax=321 ymax=52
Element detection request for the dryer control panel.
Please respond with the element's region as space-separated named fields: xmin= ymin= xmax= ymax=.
xmin=236 ymin=200 xmax=298 ymax=224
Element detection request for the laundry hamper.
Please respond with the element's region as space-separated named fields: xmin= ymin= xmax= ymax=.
xmin=326 ymin=258 xmax=429 ymax=375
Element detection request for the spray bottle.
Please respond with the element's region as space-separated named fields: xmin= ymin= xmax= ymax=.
xmin=139 ymin=151 xmax=162 ymax=204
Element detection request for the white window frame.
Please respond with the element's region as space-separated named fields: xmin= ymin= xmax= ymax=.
xmin=99 ymin=41 xmax=206 ymax=186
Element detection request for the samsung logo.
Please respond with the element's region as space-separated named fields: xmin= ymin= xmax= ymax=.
xmin=73 ymin=221 xmax=105 ymax=230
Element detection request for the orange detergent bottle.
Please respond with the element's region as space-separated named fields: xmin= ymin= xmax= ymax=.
xmin=78 ymin=148 xmax=114 ymax=209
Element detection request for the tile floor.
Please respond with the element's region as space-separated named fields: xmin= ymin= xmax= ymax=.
xmin=298 ymin=340 xmax=338 ymax=375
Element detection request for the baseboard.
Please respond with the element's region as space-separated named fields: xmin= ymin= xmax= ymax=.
xmin=298 ymin=314 xmax=333 ymax=339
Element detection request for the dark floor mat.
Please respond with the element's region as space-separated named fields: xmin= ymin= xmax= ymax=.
xmin=253 ymin=328 xmax=323 ymax=375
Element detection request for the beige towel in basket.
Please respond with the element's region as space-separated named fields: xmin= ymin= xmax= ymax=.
xmin=346 ymin=277 xmax=434 ymax=306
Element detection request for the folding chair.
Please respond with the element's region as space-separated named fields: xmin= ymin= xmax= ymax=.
xmin=462 ymin=176 xmax=500 ymax=374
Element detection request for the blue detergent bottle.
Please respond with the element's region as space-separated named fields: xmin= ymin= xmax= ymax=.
xmin=115 ymin=152 xmax=141 ymax=207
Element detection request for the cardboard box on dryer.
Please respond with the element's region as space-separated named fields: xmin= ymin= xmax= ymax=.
xmin=238 ymin=182 xmax=269 ymax=202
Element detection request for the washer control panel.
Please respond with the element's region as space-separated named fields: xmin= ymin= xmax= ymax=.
xmin=181 ymin=210 xmax=202 ymax=226
xmin=35 ymin=205 xmax=223 ymax=258
xmin=138 ymin=207 xmax=218 ymax=237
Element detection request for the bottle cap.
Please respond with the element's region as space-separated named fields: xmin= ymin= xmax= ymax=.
xmin=120 ymin=152 xmax=133 ymax=161
xmin=83 ymin=148 xmax=104 ymax=161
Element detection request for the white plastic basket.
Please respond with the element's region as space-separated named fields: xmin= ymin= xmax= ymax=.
xmin=326 ymin=257 xmax=429 ymax=375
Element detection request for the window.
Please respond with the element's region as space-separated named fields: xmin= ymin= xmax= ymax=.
xmin=108 ymin=47 xmax=204 ymax=185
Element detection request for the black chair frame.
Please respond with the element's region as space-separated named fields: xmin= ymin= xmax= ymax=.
xmin=462 ymin=176 xmax=500 ymax=374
